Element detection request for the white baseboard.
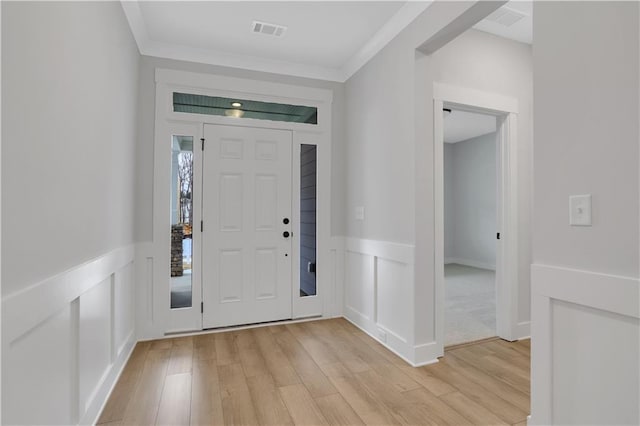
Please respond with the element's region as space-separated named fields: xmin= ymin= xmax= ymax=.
xmin=445 ymin=257 xmax=496 ymax=271
xmin=514 ymin=321 xmax=531 ymax=340
xmin=342 ymin=313 xmax=440 ymax=367
xmin=342 ymin=315 xmax=438 ymax=367
xmin=412 ymin=341 xmax=441 ymax=366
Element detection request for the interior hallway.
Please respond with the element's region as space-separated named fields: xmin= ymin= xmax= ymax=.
xmin=98 ymin=318 xmax=530 ymax=425
xmin=445 ymin=263 xmax=497 ymax=346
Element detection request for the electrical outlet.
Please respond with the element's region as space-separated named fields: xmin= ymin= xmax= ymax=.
xmin=355 ymin=206 xmax=365 ymax=221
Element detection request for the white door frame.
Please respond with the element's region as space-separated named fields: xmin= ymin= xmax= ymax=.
xmin=152 ymin=69 xmax=333 ymax=335
xmin=433 ymin=82 xmax=519 ymax=355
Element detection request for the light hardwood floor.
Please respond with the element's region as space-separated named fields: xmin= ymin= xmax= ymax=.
xmin=98 ymin=318 xmax=530 ymax=426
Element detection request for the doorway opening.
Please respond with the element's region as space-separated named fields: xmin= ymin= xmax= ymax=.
xmin=443 ymin=108 xmax=497 ymax=346
xmin=433 ymin=83 xmax=520 ymax=354
xmin=152 ymin=70 xmax=332 ymax=337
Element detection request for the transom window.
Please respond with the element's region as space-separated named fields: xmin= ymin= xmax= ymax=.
xmin=173 ymin=92 xmax=318 ymax=125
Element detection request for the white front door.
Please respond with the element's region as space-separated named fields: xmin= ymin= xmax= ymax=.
xmin=202 ymin=124 xmax=293 ymax=328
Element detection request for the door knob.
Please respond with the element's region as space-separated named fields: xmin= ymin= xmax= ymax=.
xmin=283 ymin=218 xmax=290 ymax=224
xmin=283 ymin=231 xmax=290 ymax=238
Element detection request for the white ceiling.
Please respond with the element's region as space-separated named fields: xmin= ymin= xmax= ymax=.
xmin=473 ymin=1 xmax=532 ymax=45
xmin=122 ymin=1 xmax=432 ymax=82
xmin=444 ymin=109 xmax=496 ymax=144
xmin=121 ymin=1 xmax=530 ymax=83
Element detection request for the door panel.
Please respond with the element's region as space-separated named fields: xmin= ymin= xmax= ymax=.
xmin=202 ymin=124 xmax=292 ymax=328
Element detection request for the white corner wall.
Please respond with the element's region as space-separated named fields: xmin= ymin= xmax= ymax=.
xmin=531 ymin=2 xmax=640 ymax=424
xmin=444 ymin=132 xmax=497 ymax=270
xmin=2 ymin=2 xmax=139 ymax=424
xmin=344 ymin=0 xmax=532 ymax=364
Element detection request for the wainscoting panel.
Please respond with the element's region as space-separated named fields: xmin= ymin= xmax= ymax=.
xmin=328 ymin=236 xmax=345 ymax=318
xmin=345 ymin=250 xmax=374 ymax=322
xmin=377 ymin=258 xmax=412 ymax=344
xmin=343 ymin=238 xmax=418 ymax=364
xmin=530 ymin=264 xmax=640 ymax=425
xmin=552 ymin=300 xmax=639 ymax=425
xmin=79 ymin=277 xmax=112 ymax=414
xmin=3 ymin=305 xmax=74 ymax=425
xmin=114 ymin=262 xmax=135 ymax=357
xmin=1 ymin=245 xmax=136 ymax=425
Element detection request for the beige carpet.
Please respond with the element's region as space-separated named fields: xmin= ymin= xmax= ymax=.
xmin=445 ymin=263 xmax=496 ymax=346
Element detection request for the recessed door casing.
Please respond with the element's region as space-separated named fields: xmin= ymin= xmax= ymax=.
xmin=202 ymin=124 xmax=292 ymax=328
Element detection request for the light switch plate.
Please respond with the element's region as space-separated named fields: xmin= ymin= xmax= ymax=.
xmin=569 ymin=194 xmax=592 ymax=226
xmin=355 ymin=206 xmax=365 ymax=221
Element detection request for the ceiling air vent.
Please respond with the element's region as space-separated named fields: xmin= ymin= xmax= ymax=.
xmin=484 ymin=6 xmax=526 ymax=27
xmin=252 ymin=20 xmax=287 ymax=37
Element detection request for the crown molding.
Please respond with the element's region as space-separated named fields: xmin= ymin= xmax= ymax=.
xmin=120 ymin=0 xmax=150 ymax=53
xmin=143 ymin=39 xmax=345 ymax=82
xmin=120 ymin=0 xmax=433 ymax=83
xmin=342 ymin=1 xmax=433 ymax=81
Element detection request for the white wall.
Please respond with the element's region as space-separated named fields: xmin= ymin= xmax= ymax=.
xmin=444 ymin=132 xmax=497 ymax=270
xmin=1 ymin=2 xmax=139 ymax=424
xmin=343 ymin=0 xmax=532 ymax=363
xmin=444 ymin=143 xmax=455 ymax=260
xmin=531 ymin=2 xmax=640 ymax=424
xmin=533 ymin=3 xmax=639 ymax=276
